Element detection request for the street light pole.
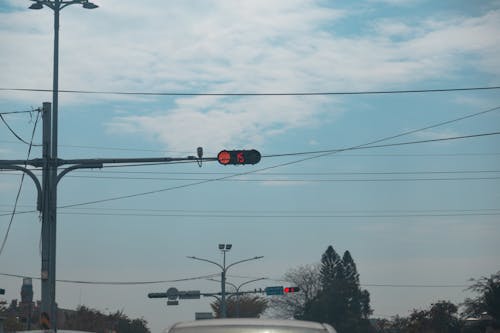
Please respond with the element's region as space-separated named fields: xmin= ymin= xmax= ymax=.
xmin=28 ymin=2 xmax=98 ymax=330
xmin=207 ymin=277 xmax=266 ymax=317
xmin=220 ymin=243 xmax=230 ymax=319
xmin=27 ymin=2 xmax=98 ymax=330
xmin=187 ymin=245 xmax=263 ymax=318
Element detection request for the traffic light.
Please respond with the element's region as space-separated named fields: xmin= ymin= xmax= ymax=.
xmin=0 ymin=288 xmax=5 ymax=295
xmin=284 ymin=287 xmax=300 ymax=293
xmin=217 ymin=149 xmax=261 ymax=165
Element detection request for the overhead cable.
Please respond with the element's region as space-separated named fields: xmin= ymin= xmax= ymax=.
xmin=15 ymin=130 xmax=500 ymax=211
xmin=0 ymin=272 xmax=220 ymax=285
xmin=0 ymin=271 xmax=469 ymax=288
xmin=1 ymin=85 xmax=499 ymax=96
xmin=0 ymin=111 xmax=42 ymax=147
xmin=0 ymin=111 xmax=41 ymax=257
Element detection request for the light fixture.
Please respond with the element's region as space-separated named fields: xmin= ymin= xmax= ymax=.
xmin=219 ymin=244 xmax=225 ymax=250
xmin=226 ymin=244 xmax=232 ymax=250
xmin=82 ymin=2 xmax=98 ymax=9
xmin=29 ymin=2 xmax=43 ymax=9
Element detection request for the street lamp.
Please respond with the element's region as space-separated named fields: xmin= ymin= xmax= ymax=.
xmin=207 ymin=277 xmax=267 ymax=317
xmin=187 ymin=245 xmax=263 ymax=318
xmin=28 ymin=1 xmax=97 ymax=331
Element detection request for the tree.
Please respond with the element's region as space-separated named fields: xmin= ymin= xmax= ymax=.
xmin=211 ymin=295 xmax=268 ymax=318
xmin=268 ymin=264 xmax=321 ymax=319
xmin=462 ymin=271 xmax=500 ymax=323
xmin=405 ymin=301 xmax=462 ymax=333
xmin=0 ymin=300 xmax=24 ymax=332
xmin=61 ymin=305 xmax=150 ymax=333
xmin=302 ymin=245 xmax=373 ymax=333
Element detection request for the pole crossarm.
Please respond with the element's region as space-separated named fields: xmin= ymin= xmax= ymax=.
xmin=56 ymin=163 xmax=102 ymax=184
xmin=0 ymin=159 xmax=44 ymax=168
xmin=0 ymin=165 xmax=42 ymax=211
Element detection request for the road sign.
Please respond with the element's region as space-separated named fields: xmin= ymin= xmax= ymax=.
xmin=265 ymin=286 xmax=284 ymax=295
xmin=166 ymin=287 xmax=179 ymax=300
xmin=195 ymin=312 xmax=214 ymax=320
xmin=179 ymin=290 xmax=201 ymax=299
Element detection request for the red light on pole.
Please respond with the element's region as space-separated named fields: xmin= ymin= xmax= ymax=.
xmin=284 ymin=287 xmax=300 ymax=293
xmin=217 ymin=150 xmax=261 ymax=165
xmin=217 ymin=151 xmax=232 ymax=165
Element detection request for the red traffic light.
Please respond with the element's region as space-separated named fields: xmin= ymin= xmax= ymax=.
xmin=217 ymin=149 xmax=261 ymax=165
xmin=284 ymin=287 xmax=300 ymax=293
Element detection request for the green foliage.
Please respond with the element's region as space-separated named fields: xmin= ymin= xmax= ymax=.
xmin=462 ymin=271 xmax=500 ymax=322
xmin=373 ymin=301 xmax=463 ymax=333
xmin=301 ymin=245 xmax=373 ymax=333
xmin=406 ymin=301 xmax=462 ymax=333
xmin=61 ymin=305 xmax=150 ymax=333
xmin=0 ymin=300 xmax=24 ymax=332
xmin=210 ymin=295 xmax=268 ymax=318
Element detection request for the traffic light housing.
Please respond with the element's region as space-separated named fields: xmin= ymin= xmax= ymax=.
xmin=284 ymin=287 xmax=300 ymax=293
xmin=217 ymin=149 xmax=261 ymax=165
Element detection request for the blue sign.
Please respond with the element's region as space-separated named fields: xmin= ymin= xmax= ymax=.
xmin=265 ymin=286 xmax=284 ymax=295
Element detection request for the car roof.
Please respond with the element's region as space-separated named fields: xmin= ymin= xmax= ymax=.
xmin=170 ymin=318 xmax=335 ymax=331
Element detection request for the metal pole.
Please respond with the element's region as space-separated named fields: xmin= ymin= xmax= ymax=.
xmin=41 ymin=102 xmax=51 ymax=324
xmin=49 ymin=2 xmax=60 ymax=329
xmin=221 ymin=251 xmax=227 ymax=318
xmin=53 ymin=0 xmax=59 ymax=159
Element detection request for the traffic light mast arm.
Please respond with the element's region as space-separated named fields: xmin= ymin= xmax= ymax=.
xmin=226 ymin=256 xmax=264 ymax=271
xmin=186 ymin=256 xmax=224 ymax=271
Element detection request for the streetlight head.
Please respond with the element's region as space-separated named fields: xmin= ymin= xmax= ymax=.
xmin=29 ymin=2 xmax=43 ymax=9
xmin=82 ymin=2 xmax=98 ymax=9
xmin=218 ymin=244 xmax=225 ymax=250
xmin=226 ymin=244 xmax=232 ymax=250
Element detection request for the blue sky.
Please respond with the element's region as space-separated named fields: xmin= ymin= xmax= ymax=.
xmin=1 ymin=0 xmax=500 ymax=332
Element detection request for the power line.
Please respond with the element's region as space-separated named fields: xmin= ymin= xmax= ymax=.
xmin=229 ymin=275 xmax=469 ymax=288
xmin=1 ymin=85 xmax=499 ymax=96
xmin=4 ymin=169 xmax=500 ymax=177
xmin=0 ymin=109 xmax=40 ymax=115
xmin=0 ymin=111 xmax=41 ymax=257
xmin=2 ymin=206 xmax=499 ymax=218
xmin=1 ymin=104 xmax=499 ymax=213
xmin=31 ymin=211 xmax=500 ymax=219
xmin=27 ymin=174 xmax=500 ymax=182
xmin=264 ymin=105 xmax=500 ymax=158
xmin=1 ymin=104 xmax=498 ymax=155
xmin=4 ymin=205 xmax=499 ymax=213
xmin=0 ymin=272 xmax=220 ymax=285
xmin=0 ymin=271 xmax=470 ymax=288
xmin=0 ymin=110 xmax=43 ymax=147
xmin=1 ymin=131 xmax=498 ymax=216
xmin=1 ymin=137 xmax=500 ymax=158
xmin=13 ymin=130 xmax=500 ymax=212
xmin=361 ymin=284 xmax=468 ymax=288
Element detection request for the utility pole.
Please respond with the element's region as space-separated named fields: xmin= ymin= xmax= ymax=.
xmin=0 ymin=101 xmax=206 ymax=331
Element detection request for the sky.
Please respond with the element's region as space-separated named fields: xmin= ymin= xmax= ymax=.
xmin=1 ymin=0 xmax=500 ymax=332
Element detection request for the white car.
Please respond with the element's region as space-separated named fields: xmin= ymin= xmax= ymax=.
xmin=167 ymin=318 xmax=337 ymax=333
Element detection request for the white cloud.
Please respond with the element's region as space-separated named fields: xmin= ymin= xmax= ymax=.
xmin=2 ymin=2 xmax=499 ymax=151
